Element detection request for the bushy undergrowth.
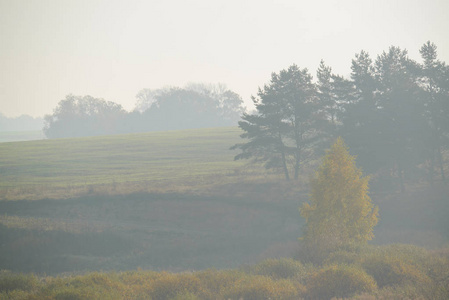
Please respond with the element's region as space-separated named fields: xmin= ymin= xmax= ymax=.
xmin=242 ymin=258 xmax=308 ymax=280
xmin=323 ymin=244 xmax=449 ymax=299
xmin=360 ymin=252 xmax=430 ymax=288
xmin=0 ymin=271 xmax=39 ymax=293
xmin=305 ymin=264 xmax=377 ymax=300
xmin=0 ymin=245 xmax=448 ymax=299
xmin=222 ymin=275 xmax=301 ymax=300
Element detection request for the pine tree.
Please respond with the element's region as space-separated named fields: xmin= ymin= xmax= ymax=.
xmin=231 ymin=64 xmax=318 ymax=180
xmin=300 ymin=138 xmax=378 ymax=254
xmin=419 ymin=41 xmax=448 ymax=183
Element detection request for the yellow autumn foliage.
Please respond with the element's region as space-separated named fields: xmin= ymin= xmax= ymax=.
xmin=300 ymin=137 xmax=378 ymax=252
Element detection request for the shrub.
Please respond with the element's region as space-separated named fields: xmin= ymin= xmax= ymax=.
xmin=360 ymin=254 xmax=430 ymax=288
xmin=327 ymin=244 xmax=447 ymax=299
xmin=370 ymin=284 xmax=434 ymax=300
xmin=245 ymin=258 xmax=306 ymax=279
xmin=374 ymin=244 xmax=430 ymax=267
xmin=296 ymin=240 xmax=366 ymax=265
xmin=69 ymin=272 xmax=119 ymax=288
xmin=424 ymin=254 xmax=449 ymax=299
xmin=168 ymin=291 xmax=200 ymax=300
xmin=0 ymin=290 xmax=30 ymax=300
xmin=149 ymin=272 xmax=203 ymax=300
xmin=357 ymin=245 xmax=433 ymax=290
xmin=193 ymin=269 xmax=243 ymax=297
xmin=53 ymin=289 xmax=84 ymax=300
xmin=306 ymin=264 xmax=377 ymax=300
xmin=118 ymin=270 xmax=159 ymax=298
xmin=324 ymin=249 xmax=360 ymax=266
xmin=0 ymin=271 xmax=39 ymax=293
xmin=25 ymin=273 xmax=126 ymax=300
xmin=222 ymin=275 xmax=300 ymax=300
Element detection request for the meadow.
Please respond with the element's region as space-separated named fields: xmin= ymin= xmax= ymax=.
xmin=0 ymin=127 xmax=262 ymax=200
xmin=0 ymin=127 xmax=448 ymax=299
xmin=0 ymin=127 xmax=307 ymax=274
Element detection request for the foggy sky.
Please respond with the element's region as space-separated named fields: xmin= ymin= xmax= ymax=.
xmin=1 ymin=0 xmax=448 ymax=117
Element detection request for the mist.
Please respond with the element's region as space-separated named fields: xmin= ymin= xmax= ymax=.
xmin=0 ymin=1 xmax=448 ymax=299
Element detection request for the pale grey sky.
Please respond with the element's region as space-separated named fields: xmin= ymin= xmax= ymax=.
xmin=1 ymin=0 xmax=448 ymax=117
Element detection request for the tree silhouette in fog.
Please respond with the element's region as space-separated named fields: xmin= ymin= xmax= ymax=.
xmin=140 ymin=85 xmax=244 ymax=131
xmin=136 ymin=83 xmax=244 ymax=130
xmin=231 ymin=65 xmax=320 ymax=180
xmin=44 ymin=84 xmax=245 ymax=138
xmin=419 ymin=41 xmax=449 ymax=183
xmin=44 ymin=95 xmax=127 ymax=138
xmin=233 ymin=42 xmax=448 ymax=190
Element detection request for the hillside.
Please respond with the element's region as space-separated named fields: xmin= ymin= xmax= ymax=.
xmin=0 ymin=127 xmax=304 ymax=274
xmin=0 ymin=127 xmax=258 ymax=200
xmin=0 ymin=127 xmax=448 ymax=276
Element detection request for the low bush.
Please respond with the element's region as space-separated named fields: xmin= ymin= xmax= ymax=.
xmin=52 ymin=288 xmax=85 ymax=300
xmin=295 ymin=240 xmax=365 ymax=265
xmin=117 ymin=270 xmax=159 ymax=298
xmin=306 ymin=264 xmax=377 ymax=300
xmin=360 ymin=254 xmax=430 ymax=288
xmin=0 ymin=271 xmax=39 ymax=293
xmin=26 ymin=272 xmax=127 ymax=300
xmin=294 ymin=240 xmax=328 ymax=264
xmin=221 ymin=275 xmax=300 ymax=300
xmin=149 ymin=272 xmax=203 ymax=300
xmin=193 ymin=269 xmax=243 ymax=297
xmin=324 ymin=249 xmax=360 ymax=266
xmin=0 ymin=245 xmax=446 ymax=299
xmin=169 ymin=291 xmax=200 ymax=300
xmin=244 ymin=258 xmax=306 ymax=279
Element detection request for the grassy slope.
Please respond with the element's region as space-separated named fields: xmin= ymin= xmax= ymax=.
xmin=0 ymin=127 xmax=448 ymax=276
xmin=0 ymin=127 xmax=305 ymax=274
xmin=0 ymin=127 xmax=263 ymax=200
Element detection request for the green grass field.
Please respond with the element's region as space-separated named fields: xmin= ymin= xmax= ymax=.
xmin=0 ymin=127 xmax=306 ymax=274
xmin=0 ymin=127 xmax=277 ymax=200
xmin=0 ymin=126 xmax=316 ymax=272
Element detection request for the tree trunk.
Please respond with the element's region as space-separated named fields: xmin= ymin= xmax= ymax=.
xmin=294 ymin=149 xmax=300 ymax=180
xmin=437 ymin=145 xmax=446 ymax=182
xmin=294 ymin=132 xmax=302 ymax=180
xmin=279 ymin=133 xmax=290 ymax=180
xmin=428 ymin=150 xmax=435 ymax=186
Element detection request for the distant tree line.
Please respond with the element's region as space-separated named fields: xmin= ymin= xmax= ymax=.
xmin=43 ymin=83 xmax=245 ymax=138
xmin=0 ymin=113 xmax=43 ymax=132
xmin=232 ymin=42 xmax=449 ymax=190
